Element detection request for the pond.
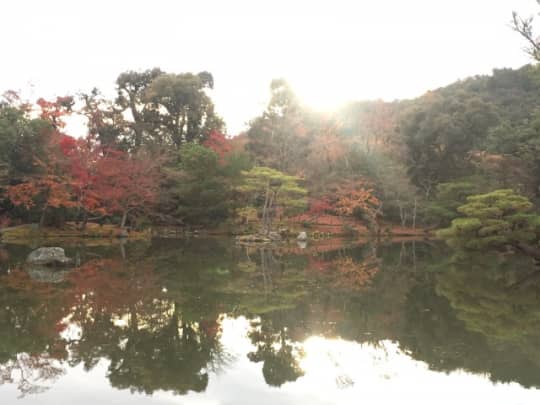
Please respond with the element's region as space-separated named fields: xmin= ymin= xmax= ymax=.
xmin=0 ymin=237 xmax=540 ymax=404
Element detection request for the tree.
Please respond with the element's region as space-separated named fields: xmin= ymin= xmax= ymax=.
xmin=437 ymin=189 xmax=540 ymax=259
xmin=95 ymin=150 xmax=161 ymax=228
xmin=80 ymin=88 xmax=125 ymax=149
xmin=6 ymin=133 xmax=77 ymax=227
xmin=247 ymin=79 xmax=309 ymax=173
xmin=169 ymin=143 xmax=229 ymax=225
xmin=202 ymin=129 xmax=232 ymax=163
xmin=58 ymin=134 xmax=106 ymax=229
xmin=512 ymin=2 xmax=540 ymax=62
xmin=425 ymin=180 xmax=480 ymax=227
xmin=304 ymin=118 xmax=348 ymax=180
xmin=0 ymin=93 xmax=54 ymax=180
xmin=7 ymin=174 xmax=75 ymax=228
xmin=238 ymin=167 xmax=307 ymax=234
xmin=335 ymin=180 xmax=381 ymax=233
xmin=144 ymin=72 xmax=224 ymax=148
xmin=115 ymin=68 xmax=164 ymax=150
xmin=401 ymin=93 xmax=499 ymax=197
xmin=339 ymin=100 xmax=397 ymax=154
xmin=35 ymin=96 xmax=74 ymax=130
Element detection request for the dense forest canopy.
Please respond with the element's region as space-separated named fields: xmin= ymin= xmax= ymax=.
xmin=1 ymin=63 xmax=540 ymax=236
xmin=1 ymin=5 xmax=540 ymax=262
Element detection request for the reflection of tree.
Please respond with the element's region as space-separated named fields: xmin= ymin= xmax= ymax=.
xmin=0 ymin=353 xmax=64 ymax=397
xmin=332 ymin=251 xmax=380 ymax=291
xmin=433 ymin=254 xmax=540 ymax=387
xmin=107 ymin=313 xmax=213 ymax=395
xmin=247 ymin=315 xmax=304 ymax=387
xmin=231 ymin=247 xmax=310 ymax=314
xmin=305 ymin=243 xmax=381 ymax=292
xmin=4 ymin=239 xmax=540 ymax=395
xmin=0 ymin=268 xmax=69 ymax=396
xmin=64 ymin=256 xmax=230 ymax=395
xmin=0 ymin=242 xmax=234 ymax=397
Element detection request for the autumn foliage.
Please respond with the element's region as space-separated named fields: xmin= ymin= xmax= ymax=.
xmin=335 ymin=180 xmax=381 ymax=231
xmin=6 ymin=97 xmax=160 ymax=229
xmin=203 ymin=130 xmax=232 ymax=162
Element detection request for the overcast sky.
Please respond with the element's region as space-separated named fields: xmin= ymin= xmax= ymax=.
xmin=1 ymin=0 xmax=538 ymax=134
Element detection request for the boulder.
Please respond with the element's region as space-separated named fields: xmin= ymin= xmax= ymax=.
xmin=26 ymin=247 xmax=73 ymax=266
xmin=297 ymin=231 xmax=308 ymax=241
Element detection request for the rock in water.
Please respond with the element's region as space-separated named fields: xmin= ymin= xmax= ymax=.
xmin=297 ymin=232 xmax=308 ymax=241
xmin=26 ymin=247 xmax=73 ymax=266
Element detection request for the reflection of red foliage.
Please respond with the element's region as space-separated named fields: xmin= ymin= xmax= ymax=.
xmin=307 ymin=257 xmax=332 ymax=273
xmin=2 ymin=267 xmax=60 ymax=300
xmin=332 ymin=255 xmax=380 ymax=291
xmin=54 ymin=322 xmax=67 ymax=334
xmin=0 ymin=249 xmax=9 ymax=262
xmin=200 ymin=319 xmax=221 ymax=339
xmin=66 ymin=258 xmax=160 ymax=313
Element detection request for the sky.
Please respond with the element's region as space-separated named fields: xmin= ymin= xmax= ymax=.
xmin=0 ymin=0 xmax=538 ymax=135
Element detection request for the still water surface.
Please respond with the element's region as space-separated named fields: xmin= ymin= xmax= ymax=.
xmin=0 ymin=238 xmax=540 ymax=404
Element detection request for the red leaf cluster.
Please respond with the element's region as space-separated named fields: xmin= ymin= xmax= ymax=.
xmin=203 ymin=130 xmax=232 ymax=162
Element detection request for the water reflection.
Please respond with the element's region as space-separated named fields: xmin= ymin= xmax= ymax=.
xmin=0 ymin=238 xmax=539 ymax=403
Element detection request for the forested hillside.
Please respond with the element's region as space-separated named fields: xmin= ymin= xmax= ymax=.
xmin=1 ymin=63 xmax=540 ymax=242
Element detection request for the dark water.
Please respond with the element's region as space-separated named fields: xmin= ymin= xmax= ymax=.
xmin=1 ymin=238 xmax=540 ymax=404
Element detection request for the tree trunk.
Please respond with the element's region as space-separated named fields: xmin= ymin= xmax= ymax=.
xmin=261 ymin=183 xmax=271 ymax=234
xmin=79 ymin=210 xmax=88 ymax=231
xmin=412 ymin=198 xmax=417 ymax=230
xmin=121 ymin=211 xmax=128 ymax=229
xmin=266 ymin=191 xmax=276 ymax=233
xmin=39 ymin=205 xmax=48 ymax=229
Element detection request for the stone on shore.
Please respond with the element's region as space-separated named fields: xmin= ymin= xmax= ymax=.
xmin=297 ymin=232 xmax=308 ymax=241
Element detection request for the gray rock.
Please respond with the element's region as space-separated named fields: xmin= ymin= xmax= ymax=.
xmin=297 ymin=231 xmax=308 ymax=241
xmin=26 ymin=247 xmax=73 ymax=266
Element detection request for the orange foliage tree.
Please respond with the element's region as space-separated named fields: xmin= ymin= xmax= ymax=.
xmin=59 ymin=134 xmax=106 ymax=229
xmin=335 ymin=180 xmax=382 ymax=233
xmin=7 ymin=135 xmax=76 ymax=227
xmin=6 ymin=97 xmax=78 ymax=227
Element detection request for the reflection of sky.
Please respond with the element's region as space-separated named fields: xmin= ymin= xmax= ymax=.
xmin=1 ymin=316 xmax=539 ymax=404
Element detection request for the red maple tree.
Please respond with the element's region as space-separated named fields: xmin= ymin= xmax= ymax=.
xmin=95 ymin=149 xmax=161 ymax=228
xmin=203 ymin=130 xmax=232 ymax=162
